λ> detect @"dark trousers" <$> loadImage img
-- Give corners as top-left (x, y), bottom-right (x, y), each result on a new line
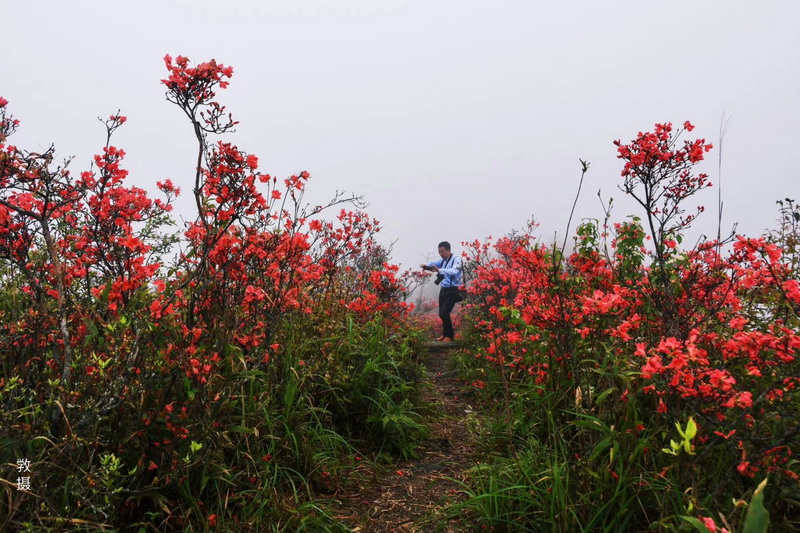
top-left (438, 287), bottom-right (460, 338)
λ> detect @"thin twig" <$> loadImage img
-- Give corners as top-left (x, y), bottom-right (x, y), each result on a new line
top-left (557, 160), bottom-right (590, 271)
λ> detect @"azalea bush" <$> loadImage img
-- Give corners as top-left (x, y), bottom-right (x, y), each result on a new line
top-left (454, 122), bottom-right (799, 531)
top-left (0, 56), bottom-right (423, 531)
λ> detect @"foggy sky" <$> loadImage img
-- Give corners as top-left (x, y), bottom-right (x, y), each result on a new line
top-left (3, 0), bottom-right (799, 274)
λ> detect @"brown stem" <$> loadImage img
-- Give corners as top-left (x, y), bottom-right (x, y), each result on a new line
top-left (40, 222), bottom-right (74, 389)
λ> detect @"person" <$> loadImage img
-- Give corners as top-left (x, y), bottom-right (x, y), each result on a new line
top-left (420, 241), bottom-right (463, 341)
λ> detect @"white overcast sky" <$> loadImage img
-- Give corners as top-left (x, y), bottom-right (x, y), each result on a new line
top-left (3, 0), bottom-right (799, 270)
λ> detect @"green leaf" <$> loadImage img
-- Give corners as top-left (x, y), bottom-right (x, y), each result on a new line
top-left (595, 387), bottom-right (618, 405)
top-left (570, 412), bottom-right (612, 435)
top-left (685, 417), bottom-right (697, 440)
top-left (743, 478), bottom-right (770, 533)
top-left (590, 436), bottom-right (614, 462)
top-left (679, 516), bottom-right (712, 533)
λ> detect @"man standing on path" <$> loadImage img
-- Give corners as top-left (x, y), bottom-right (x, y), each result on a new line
top-left (421, 241), bottom-right (463, 342)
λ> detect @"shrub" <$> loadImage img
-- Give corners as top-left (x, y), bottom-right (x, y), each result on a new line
top-left (455, 122), bottom-right (799, 531)
top-left (0, 56), bottom-right (424, 531)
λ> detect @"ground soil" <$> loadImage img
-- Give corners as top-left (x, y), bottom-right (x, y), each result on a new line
top-left (323, 343), bottom-right (481, 532)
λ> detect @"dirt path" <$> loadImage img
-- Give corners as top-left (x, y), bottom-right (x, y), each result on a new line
top-left (326, 345), bottom-right (480, 532)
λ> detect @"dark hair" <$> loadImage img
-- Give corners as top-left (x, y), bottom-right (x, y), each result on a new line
top-left (438, 241), bottom-right (451, 251)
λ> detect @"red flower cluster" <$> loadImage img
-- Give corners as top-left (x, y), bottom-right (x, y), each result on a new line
top-left (464, 123), bottom-right (799, 483)
top-left (0, 57), bottom-right (416, 470)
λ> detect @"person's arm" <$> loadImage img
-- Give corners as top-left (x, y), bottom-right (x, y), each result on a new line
top-left (438, 256), bottom-right (461, 276)
top-left (421, 258), bottom-right (443, 271)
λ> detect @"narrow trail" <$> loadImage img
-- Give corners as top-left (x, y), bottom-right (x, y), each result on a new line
top-left (327, 344), bottom-right (481, 532)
